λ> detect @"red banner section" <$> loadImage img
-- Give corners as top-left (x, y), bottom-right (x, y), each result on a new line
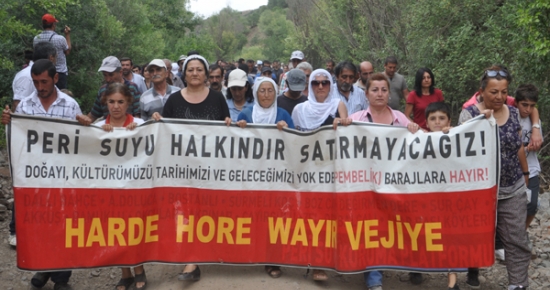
top-left (16, 186), bottom-right (497, 272)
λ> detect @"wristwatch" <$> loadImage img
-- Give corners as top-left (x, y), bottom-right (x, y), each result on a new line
top-left (532, 123), bottom-right (541, 129)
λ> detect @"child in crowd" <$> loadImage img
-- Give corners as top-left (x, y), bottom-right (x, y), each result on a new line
top-left (424, 102), bottom-right (458, 290)
top-left (515, 84), bottom-right (542, 229)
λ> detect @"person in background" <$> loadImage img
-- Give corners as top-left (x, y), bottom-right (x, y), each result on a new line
top-left (163, 59), bottom-right (185, 89)
top-left (177, 55), bottom-right (187, 78)
top-left (209, 64), bottom-right (227, 97)
top-left (326, 60), bottom-right (336, 82)
top-left (120, 57), bottom-right (148, 93)
top-left (333, 61), bottom-right (368, 115)
top-left (355, 61), bottom-right (374, 90)
top-left (33, 13), bottom-right (71, 89)
top-left (277, 69), bottom-right (307, 116)
top-left (404, 68), bottom-right (444, 131)
top-left (295, 62), bottom-right (312, 96)
top-left (272, 60), bottom-right (283, 84)
top-left (280, 50), bottom-right (305, 92)
top-left (226, 69), bottom-right (254, 121)
top-left (383, 56), bottom-right (408, 110)
top-left (132, 65), bottom-right (141, 75)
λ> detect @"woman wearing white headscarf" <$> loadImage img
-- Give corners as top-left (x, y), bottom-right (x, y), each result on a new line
top-left (291, 69), bottom-right (351, 132)
top-left (236, 77), bottom-right (294, 130)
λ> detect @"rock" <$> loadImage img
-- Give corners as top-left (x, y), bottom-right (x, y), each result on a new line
top-left (90, 269), bottom-right (101, 277)
top-left (7, 198), bottom-right (13, 210)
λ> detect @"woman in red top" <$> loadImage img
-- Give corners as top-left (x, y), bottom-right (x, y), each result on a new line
top-left (404, 68), bottom-right (444, 130)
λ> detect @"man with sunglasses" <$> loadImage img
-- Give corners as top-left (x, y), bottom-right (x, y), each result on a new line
top-left (462, 68), bottom-right (542, 152)
top-left (355, 61), bottom-right (374, 90)
top-left (333, 61), bottom-right (369, 115)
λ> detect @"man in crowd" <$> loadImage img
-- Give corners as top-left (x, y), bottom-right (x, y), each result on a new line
top-left (280, 50), bottom-right (305, 91)
top-left (261, 66), bottom-right (273, 78)
top-left (163, 59), bottom-right (185, 89)
top-left (277, 69), bottom-right (307, 115)
top-left (33, 14), bottom-right (71, 89)
top-left (12, 42), bottom-right (57, 110)
top-left (176, 55), bottom-right (187, 78)
top-left (3, 59), bottom-right (82, 290)
top-left (326, 60), bottom-right (336, 82)
top-left (295, 62), bottom-right (312, 96)
top-left (120, 57), bottom-right (148, 93)
top-left (383, 56), bottom-right (408, 110)
top-left (209, 64), bottom-right (227, 97)
top-left (140, 59), bottom-right (180, 121)
top-left (272, 60), bottom-right (283, 84)
top-left (255, 60), bottom-right (263, 78)
top-left (86, 56), bottom-right (141, 122)
top-left (333, 61), bottom-right (368, 115)
top-left (355, 61), bottom-right (374, 90)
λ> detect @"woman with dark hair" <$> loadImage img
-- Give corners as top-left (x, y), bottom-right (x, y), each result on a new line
top-left (459, 65), bottom-right (530, 290)
top-left (404, 68), bottom-right (444, 130)
top-left (78, 82), bottom-right (147, 290)
top-left (142, 62), bottom-right (152, 90)
top-left (151, 54), bottom-right (230, 282)
top-left (226, 69), bottom-right (255, 121)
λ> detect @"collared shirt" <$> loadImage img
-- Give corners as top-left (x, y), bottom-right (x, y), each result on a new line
top-left (226, 99), bottom-right (254, 121)
top-left (33, 31), bottom-right (69, 73)
top-left (171, 74), bottom-right (185, 89)
top-left (16, 88), bottom-right (81, 119)
top-left (91, 79), bottom-right (141, 118)
top-left (384, 72), bottom-right (407, 110)
top-left (127, 72), bottom-right (148, 94)
top-left (140, 85), bottom-right (180, 121)
top-left (354, 79), bottom-right (366, 90)
top-left (332, 84), bottom-right (369, 115)
top-left (349, 106), bottom-right (410, 127)
top-left (12, 61), bottom-right (35, 101)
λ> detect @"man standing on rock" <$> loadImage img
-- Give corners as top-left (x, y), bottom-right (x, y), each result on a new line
top-left (2, 59), bottom-right (82, 290)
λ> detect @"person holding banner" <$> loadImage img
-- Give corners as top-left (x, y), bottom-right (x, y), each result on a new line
top-left (151, 54), bottom-right (231, 282)
top-left (291, 68), bottom-right (351, 133)
top-left (348, 72), bottom-right (419, 290)
top-left (458, 66), bottom-right (531, 290)
top-left (236, 77), bottom-right (294, 131)
top-left (78, 82), bottom-right (147, 290)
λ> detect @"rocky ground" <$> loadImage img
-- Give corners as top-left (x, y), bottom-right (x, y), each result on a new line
top-left (0, 149), bottom-right (549, 290)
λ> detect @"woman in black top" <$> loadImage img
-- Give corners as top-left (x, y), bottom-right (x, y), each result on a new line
top-left (151, 55), bottom-right (230, 282)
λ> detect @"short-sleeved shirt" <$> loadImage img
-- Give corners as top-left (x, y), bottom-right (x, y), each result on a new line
top-left (226, 99), bottom-right (254, 121)
top-left (140, 85), bottom-right (180, 121)
top-left (520, 116), bottom-right (542, 178)
top-left (277, 94), bottom-right (307, 115)
top-left (162, 89), bottom-right (230, 120)
top-left (16, 88), bottom-right (82, 119)
top-left (33, 31), bottom-right (69, 73)
top-left (459, 105), bottom-right (523, 191)
top-left (91, 80), bottom-right (141, 118)
top-left (406, 89), bottom-right (444, 130)
top-left (332, 84), bottom-right (369, 115)
top-left (12, 61), bottom-right (35, 101)
top-left (385, 72), bottom-right (407, 110)
top-left (349, 106), bottom-right (410, 127)
top-left (126, 73), bottom-right (148, 94)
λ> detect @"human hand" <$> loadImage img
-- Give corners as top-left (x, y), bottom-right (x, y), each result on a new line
top-left (64, 26), bottom-right (71, 35)
top-left (276, 120), bottom-right (288, 130)
top-left (1, 105), bottom-right (11, 125)
top-left (101, 124), bottom-right (113, 132)
top-left (76, 114), bottom-right (91, 126)
top-left (528, 128), bottom-right (542, 151)
top-left (126, 122), bottom-right (138, 131)
top-left (224, 117), bottom-right (232, 126)
top-left (151, 112), bottom-right (162, 121)
top-left (236, 120), bottom-right (247, 128)
top-left (407, 122), bottom-right (420, 133)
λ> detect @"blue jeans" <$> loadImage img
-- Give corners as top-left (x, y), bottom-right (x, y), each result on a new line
top-left (364, 270), bottom-right (383, 287)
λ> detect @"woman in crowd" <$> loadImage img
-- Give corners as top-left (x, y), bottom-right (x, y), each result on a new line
top-left (349, 73), bottom-right (419, 290)
top-left (458, 65), bottom-right (530, 290)
top-left (142, 62), bottom-right (152, 90)
top-left (226, 69), bottom-right (255, 121)
top-left (78, 83), bottom-right (146, 290)
top-left (292, 68), bottom-right (351, 132)
top-left (404, 68), bottom-right (444, 130)
top-left (291, 69), bottom-right (350, 281)
top-left (151, 54), bottom-right (231, 282)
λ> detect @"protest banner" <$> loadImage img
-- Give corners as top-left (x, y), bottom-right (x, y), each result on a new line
top-left (8, 114), bottom-right (499, 272)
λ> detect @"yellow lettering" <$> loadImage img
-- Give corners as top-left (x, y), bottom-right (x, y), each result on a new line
top-left (345, 221), bottom-right (362, 250)
top-left (425, 222), bottom-right (443, 251)
top-left (331, 219), bottom-right (337, 248)
top-left (65, 218), bottom-right (84, 248)
top-left (380, 221), bottom-right (394, 248)
top-left (217, 217), bottom-right (235, 244)
top-left (128, 217), bottom-right (144, 246)
top-left (268, 217), bottom-right (292, 244)
top-left (396, 215), bottom-right (404, 249)
top-left (86, 218), bottom-right (106, 247)
top-left (145, 215), bottom-right (159, 243)
top-left (404, 222), bottom-right (422, 251)
top-left (108, 218), bottom-right (126, 246)
top-left (197, 216), bottom-right (215, 243)
top-left (364, 220), bottom-right (379, 248)
top-left (176, 215), bottom-right (194, 243)
top-left (290, 218), bottom-right (308, 246)
top-left (236, 217), bottom-right (251, 244)
top-left (307, 219), bottom-right (325, 247)
top-left (325, 220), bottom-right (332, 248)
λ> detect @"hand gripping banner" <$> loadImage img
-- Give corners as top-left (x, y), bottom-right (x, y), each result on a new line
top-left (8, 114), bottom-right (499, 272)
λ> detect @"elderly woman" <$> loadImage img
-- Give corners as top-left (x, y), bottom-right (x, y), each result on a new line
top-left (292, 68), bottom-right (351, 132)
top-left (349, 73), bottom-right (419, 290)
top-left (236, 77), bottom-right (294, 130)
top-left (291, 69), bottom-right (350, 281)
top-left (226, 69), bottom-right (255, 121)
top-left (404, 68), bottom-right (444, 130)
top-left (152, 54), bottom-right (231, 282)
top-left (458, 66), bottom-right (530, 290)
top-left (78, 83), bottom-right (146, 290)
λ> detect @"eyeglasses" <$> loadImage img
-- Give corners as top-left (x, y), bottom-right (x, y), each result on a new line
top-left (485, 70), bottom-right (507, 78)
top-left (311, 80), bottom-right (330, 87)
top-left (258, 89), bottom-right (275, 95)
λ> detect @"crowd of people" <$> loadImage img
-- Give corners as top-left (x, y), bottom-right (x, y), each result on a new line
top-left (4, 13), bottom-right (545, 290)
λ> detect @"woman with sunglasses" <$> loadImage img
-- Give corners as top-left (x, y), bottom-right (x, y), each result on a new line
top-left (292, 69), bottom-right (351, 133)
top-left (459, 65), bottom-right (530, 290)
top-left (404, 68), bottom-right (444, 130)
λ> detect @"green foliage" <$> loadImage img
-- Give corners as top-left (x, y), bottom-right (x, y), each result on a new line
top-left (203, 8), bottom-right (249, 60)
top-left (240, 46), bottom-right (265, 61)
top-left (257, 8), bottom-right (296, 60)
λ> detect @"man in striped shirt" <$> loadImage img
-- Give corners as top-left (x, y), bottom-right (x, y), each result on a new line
top-left (332, 61), bottom-right (369, 115)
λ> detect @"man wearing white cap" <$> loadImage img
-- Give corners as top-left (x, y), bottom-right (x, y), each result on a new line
top-left (279, 50), bottom-right (305, 92)
top-left (176, 55), bottom-right (187, 78)
top-left (85, 56), bottom-right (141, 122)
top-left (140, 59), bottom-right (181, 121)
top-left (226, 69), bottom-right (254, 121)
